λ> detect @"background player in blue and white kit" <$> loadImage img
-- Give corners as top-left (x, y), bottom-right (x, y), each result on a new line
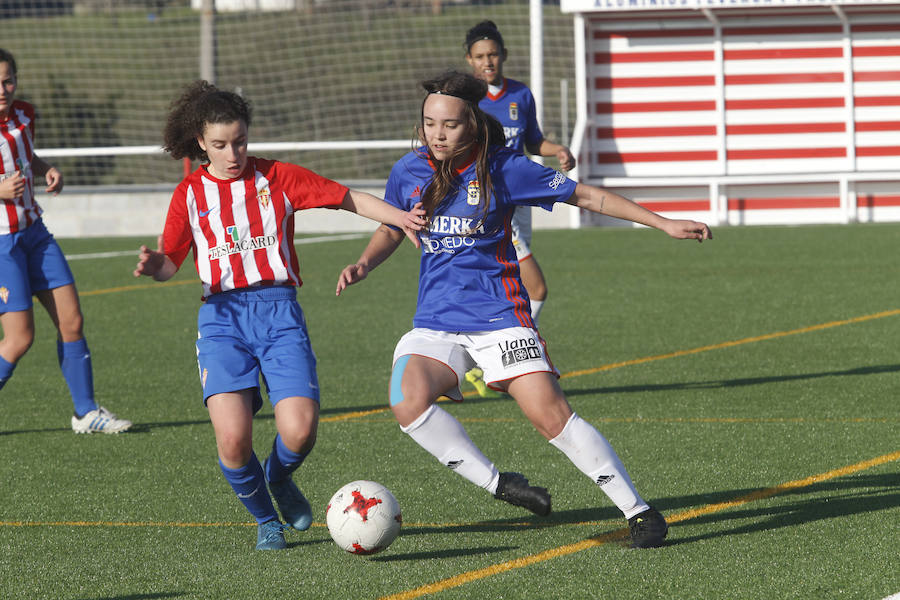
top-left (336, 71), bottom-right (711, 548)
top-left (463, 20), bottom-right (576, 396)
top-left (0, 48), bottom-right (131, 434)
top-left (465, 21), bottom-right (575, 323)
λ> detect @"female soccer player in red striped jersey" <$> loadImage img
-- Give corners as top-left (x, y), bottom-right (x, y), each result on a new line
top-left (0, 48), bottom-right (131, 434)
top-left (134, 80), bottom-right (425, 551)
top-left (336, 71), bottom-right (711, 549)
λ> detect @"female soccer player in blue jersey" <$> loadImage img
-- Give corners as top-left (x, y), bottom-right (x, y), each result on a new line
top-left (0, 48), bottom-right (131, 434)
top-left (135, 81), bottom-right (425, 550)
top-left (462, 20), bottom-right (576, 396)
top-left (336, 71), bottom-right (711, 548)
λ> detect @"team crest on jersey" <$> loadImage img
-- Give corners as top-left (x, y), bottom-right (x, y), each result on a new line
top-left (466, 180), bottom-right (480, 206)
top-left (257, 187), bottom-right (271, 209)
top-left (509, 102), bottom-right (519, 121)
top-left (0, 287), bottom-right (8, 304)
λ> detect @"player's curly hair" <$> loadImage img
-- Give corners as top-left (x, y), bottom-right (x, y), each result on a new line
top-left (417, 71), bottom-right (505, 224)
top-left (162, 80), bottom-right (251, 161)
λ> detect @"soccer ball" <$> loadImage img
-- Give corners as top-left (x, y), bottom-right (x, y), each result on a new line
top-left (326, 480), bottom-right (402, 555)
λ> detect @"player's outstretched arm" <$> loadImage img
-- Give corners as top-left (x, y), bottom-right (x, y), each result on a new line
top-left (566, 183), bottom-right (712, 242)
top-left (341, 190), bottom-right (426, 248)
top-left (134, 234), bottom-right (178, 281)
top-left (527, 139), bottom-right (576, 172)
top-left (31, 154), bottom-right (64, 195)
top-left (336, 225), bottom-right (405, 296)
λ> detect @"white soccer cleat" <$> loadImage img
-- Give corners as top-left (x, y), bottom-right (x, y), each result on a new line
top-left (71, 406), bottom-right (132, 434)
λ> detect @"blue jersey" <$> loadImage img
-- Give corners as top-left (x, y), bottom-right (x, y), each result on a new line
top-left (479, 78), bottom-right (543, 154)
top-left (384, 147), bottom-right (576, 331)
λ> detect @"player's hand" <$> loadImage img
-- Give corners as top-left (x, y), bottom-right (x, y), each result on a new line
top-left (663, 219), bottom-right (713, 243)
top-left (134, 234), bottom-right (166, 278)
top-left (400, 202), bottom-right (426, 249)
top-left (557, 147), bottom-right (576, 172)
top-left (335, 263), bottom-right (370, 296)
top-left (45, 167), bottom-right (63, 195)
top-left (0, 171), bottom-right (25, 200)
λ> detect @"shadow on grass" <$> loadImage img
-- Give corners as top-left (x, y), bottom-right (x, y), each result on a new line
top-left (73, 594), bottom-right (184, 600)
top-left (564, 363), bottom-right (900, 397)
top-left (3, 363), bottom-right (896, 436)
top-left (657, 472), bottom-right (900, 546)
top-left (372, 545), bottom-right (518, 561)
top-left (394, 473), bottom-right (899, 549)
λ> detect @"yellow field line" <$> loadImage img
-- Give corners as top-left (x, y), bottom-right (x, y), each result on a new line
top-left (0, 519), bottom-right (600, 529)
top-left (380, 449), bottom-right (900, 600)
top-left (321, 308), bottom-right (900, 423)
top-left (561, 309), bottom-right (900, 380)
top-left (0, 520), bottom-right (256, 528)
top-left (3, 451), bottom-right (895, 540)
top-left (79, 279), bottom-right (195, 296)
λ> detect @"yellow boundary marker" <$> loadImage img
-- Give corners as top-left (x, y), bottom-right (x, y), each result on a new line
top-left (379, 449), bottom-right (900, 600)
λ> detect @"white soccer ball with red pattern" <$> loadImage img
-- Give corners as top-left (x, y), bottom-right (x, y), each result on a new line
top-left (326, 480), bottom-right (402, 555)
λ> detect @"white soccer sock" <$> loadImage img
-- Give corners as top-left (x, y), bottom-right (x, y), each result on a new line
top-left (401, 404), bottom-right (500, 494)
top-left (549, 413), bottom-right (650, 519)
top-left (530, 299), bottom-right (545, 325)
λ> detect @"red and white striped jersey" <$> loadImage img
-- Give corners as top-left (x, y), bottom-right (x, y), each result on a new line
top-left (0, 100), bottom-right (41, 235)
top-left (163, 157), bottom-right (348, 299)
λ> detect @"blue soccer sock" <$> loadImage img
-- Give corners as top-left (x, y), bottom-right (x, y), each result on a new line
top-left (219, 453), bottom-right (279, 524)
top-left (58, 339), bottom-right (98, 417)
top-left (0, 355), bottom-right (16, 391)
top-left (264, 434), bottom-right (309, 483)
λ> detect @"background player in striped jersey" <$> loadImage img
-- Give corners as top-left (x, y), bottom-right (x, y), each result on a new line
top-left (134, 81), bottom-right (425, 551)
top-left (336, 71), bottom-right (710, 548)
top-left (0, 48), bottom-right (131, 434)
top-left (462, 20), bottom-right (577, 397)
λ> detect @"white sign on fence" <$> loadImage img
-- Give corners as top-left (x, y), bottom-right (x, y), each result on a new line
top-left (562, 0), bottom-right (899, 12)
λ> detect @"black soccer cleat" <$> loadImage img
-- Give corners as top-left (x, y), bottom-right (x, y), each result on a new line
top-left (494, 472), bottom-right (552, 517)
top-left (628, 506), bottom-right (669, 548)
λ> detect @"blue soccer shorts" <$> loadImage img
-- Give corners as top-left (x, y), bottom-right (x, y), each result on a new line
top-left (0, 218), bottom-right (75, 313)
top-left (196, 285), bottom-right (319, 408)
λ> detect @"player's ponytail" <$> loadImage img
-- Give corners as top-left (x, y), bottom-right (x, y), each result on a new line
top-left (417, 71), bottom-right (504, 225)
top-left (163, 80), bottom-right (252, 162)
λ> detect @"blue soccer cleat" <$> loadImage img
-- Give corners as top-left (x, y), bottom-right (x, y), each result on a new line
top-left (255, 520), bottom-right (287, 551)
top-left (265, 459), bottom-right (313, 531)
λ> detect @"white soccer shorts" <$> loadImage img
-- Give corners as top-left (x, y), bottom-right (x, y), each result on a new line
top-left (392, 327), bottom-right (558, 400)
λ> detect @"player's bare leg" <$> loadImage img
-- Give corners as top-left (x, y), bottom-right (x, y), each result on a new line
top-left (0, 309), bottom-right (35, 392)
top-left (518, 254), bottom-right (548, 324)
top-left (0, 308), bottom-right (35, 364)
